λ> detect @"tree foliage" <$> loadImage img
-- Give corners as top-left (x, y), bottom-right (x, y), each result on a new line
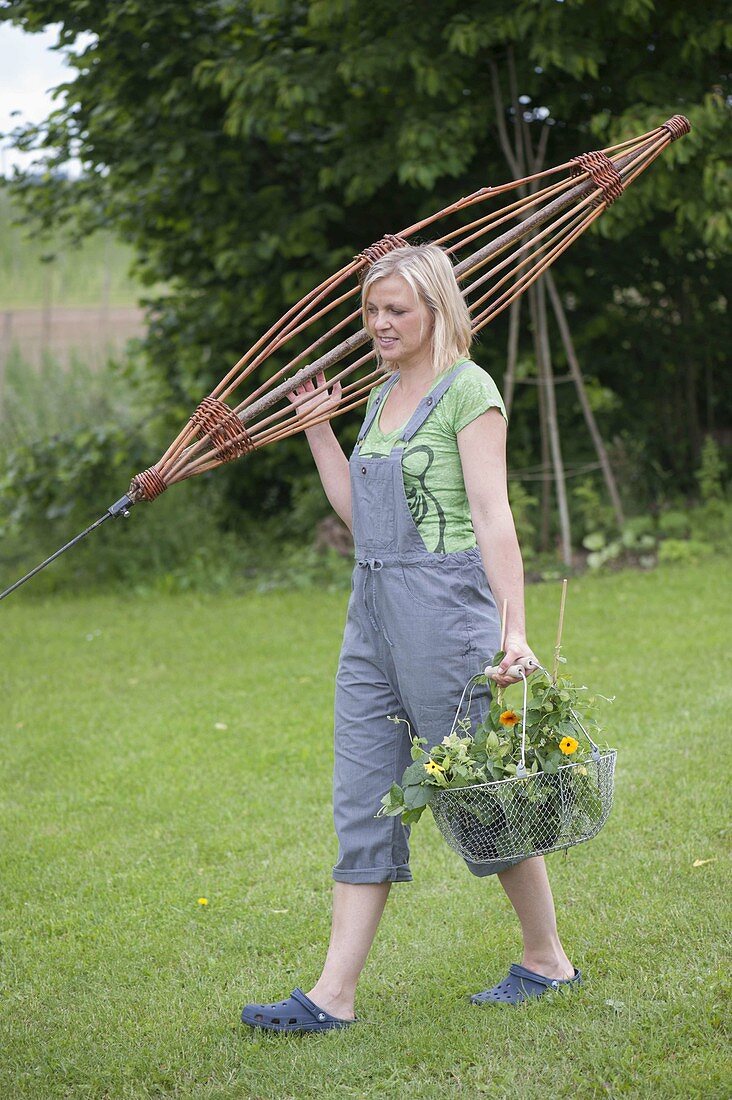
top-left (2, 0), bottom-right (730, 525)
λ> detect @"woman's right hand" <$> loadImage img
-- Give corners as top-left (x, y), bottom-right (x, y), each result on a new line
top-left (286, 369), bottom-right (342, 425)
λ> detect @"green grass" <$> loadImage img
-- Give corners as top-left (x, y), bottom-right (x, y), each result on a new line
top-left (1, 563), bottom-right (729, 1099)
top-left (0, 190), bottom-right (141, 309)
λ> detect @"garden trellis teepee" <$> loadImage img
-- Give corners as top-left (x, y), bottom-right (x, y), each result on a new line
top-left (490, 54), bottom-right (631, 565)
top-left (0, 114), bottom-right (690, 601)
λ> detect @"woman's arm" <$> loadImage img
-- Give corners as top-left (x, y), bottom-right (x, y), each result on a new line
top-left (287, 371), bottom-right (352, 530)
top-left (457, 407), bottom-right (537, 687)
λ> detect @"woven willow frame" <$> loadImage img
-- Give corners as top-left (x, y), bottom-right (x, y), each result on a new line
top-left (127, 115), bottom-right (691, 504)
top-left (0, 115), bottom-right (692, 604)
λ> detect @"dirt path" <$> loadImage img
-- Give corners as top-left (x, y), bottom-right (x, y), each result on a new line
top-left (0, 305), bottom-right (146, 367)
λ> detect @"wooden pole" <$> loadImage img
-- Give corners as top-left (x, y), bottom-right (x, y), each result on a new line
top-left (516, 106), bottom-right (573, 567)
top-left (528, 283), bottom-right (552, 550)
top-left (493, 60), bottom-right (558, 557)
top-left (0, 310), bottom-right (11, 420)
top-left (41, 261), bottom-right (53, 359)
top-left (535, 277), bottom-right (572, 565)
top-left (544, 270), bottom-right (625, 529)
top-left (503, 296), bottom-right (521, 416)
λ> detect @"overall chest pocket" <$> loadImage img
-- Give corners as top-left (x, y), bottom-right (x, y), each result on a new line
top-left (352, 461), bottom-right (397, 549)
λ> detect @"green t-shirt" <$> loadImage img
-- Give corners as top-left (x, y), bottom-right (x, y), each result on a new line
top-left (359, 360), bottom-right (507, 553)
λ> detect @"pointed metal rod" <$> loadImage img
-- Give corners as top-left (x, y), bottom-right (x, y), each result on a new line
top-left (0, 495), bottom-right (135, 602)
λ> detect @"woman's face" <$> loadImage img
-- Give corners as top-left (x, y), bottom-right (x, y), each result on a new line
top-left (364, 275), bottom-right (434, 368)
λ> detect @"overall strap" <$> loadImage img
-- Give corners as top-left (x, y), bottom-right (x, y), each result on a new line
top-left (356, 373), bottom-right (400, 445)
top-left (400, 360), bottom-right (472, 444)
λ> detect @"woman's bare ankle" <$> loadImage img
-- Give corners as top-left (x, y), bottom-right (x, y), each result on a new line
top-left (520, 952), bottom-right (574, 981)
top-left (305, 982), bottom-right (356, 1020)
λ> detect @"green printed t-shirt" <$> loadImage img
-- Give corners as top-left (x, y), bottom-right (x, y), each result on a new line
top-left (359, 360), bottom-right (507, 553)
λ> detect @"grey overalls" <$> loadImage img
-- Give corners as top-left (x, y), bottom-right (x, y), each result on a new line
top-left (333, 361), bottom-right (520, 883)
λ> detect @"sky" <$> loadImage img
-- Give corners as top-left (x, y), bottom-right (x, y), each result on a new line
top-left (0, 21), bottom-right (86, 176)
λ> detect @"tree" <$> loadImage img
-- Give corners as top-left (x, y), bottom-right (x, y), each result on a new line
top-left (2, 0), bottom-right (730, 531)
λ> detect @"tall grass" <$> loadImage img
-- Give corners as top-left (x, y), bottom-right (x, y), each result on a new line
top-left (0, 345), bottom-right (143, 445)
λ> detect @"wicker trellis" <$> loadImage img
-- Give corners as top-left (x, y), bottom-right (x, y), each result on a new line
top-left (0, 115), bottom-right (690, 601)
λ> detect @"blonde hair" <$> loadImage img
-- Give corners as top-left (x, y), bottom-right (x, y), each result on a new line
top-left (361, 243), bottom-right (472, 376)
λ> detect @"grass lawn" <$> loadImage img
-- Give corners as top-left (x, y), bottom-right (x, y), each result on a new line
top-left (1, 562), bottom-right (729, 1099)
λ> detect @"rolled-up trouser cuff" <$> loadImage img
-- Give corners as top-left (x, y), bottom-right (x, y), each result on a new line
top-left (332, 864), bottom-right (413, 884)
top-left (464, 854), bottom-right (527, 877)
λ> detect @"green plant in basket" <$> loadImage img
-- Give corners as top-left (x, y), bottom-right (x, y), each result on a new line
top-left (378, 653), bottom-right (613, 857)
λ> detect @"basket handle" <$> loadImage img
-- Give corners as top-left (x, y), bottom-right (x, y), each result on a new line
top-left (445, 669), bottom-right (535, 775)
top-left (515, 667), bottom-right (531, 778)
top-left (452, 663), bottom-right (604, 773)
top-left (515, 664), bottom-right (603, 772)
top-left (447, 674), bottom-right (485, 737)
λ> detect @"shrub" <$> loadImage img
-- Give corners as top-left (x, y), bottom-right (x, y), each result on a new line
top-left (657, 538), bottom-right (714, 565)
top-left (696, 436), bottom-right (726, 502)
top-left (508, 482), bottom-right (538, 563)
top-left (572, 478), bottom-right (616, 541)
top-left (657, 510), bottom-right (692, 540)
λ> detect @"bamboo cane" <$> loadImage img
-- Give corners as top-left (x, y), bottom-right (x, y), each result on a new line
top-left (552, 578), bottom-right (569, 682)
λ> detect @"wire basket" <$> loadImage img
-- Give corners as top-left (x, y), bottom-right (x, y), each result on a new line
top-left (429, 668), bottom-right (616, 863)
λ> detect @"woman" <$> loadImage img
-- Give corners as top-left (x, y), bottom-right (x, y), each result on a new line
top-left (241, 244), bottom-right (580, 1032)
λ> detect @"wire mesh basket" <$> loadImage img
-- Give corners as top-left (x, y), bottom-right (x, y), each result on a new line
top-left (429, 668), bottom-right (617, 863)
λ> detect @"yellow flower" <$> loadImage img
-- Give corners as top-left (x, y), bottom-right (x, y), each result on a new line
top-left (559, 736), bottom-right (579, 756)
top-left (499, 710), bottom-right (520, 729)
top-left (424, 759), bottom-right (444, 776)
top-left (197, 897), bottom-right (209, 906)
